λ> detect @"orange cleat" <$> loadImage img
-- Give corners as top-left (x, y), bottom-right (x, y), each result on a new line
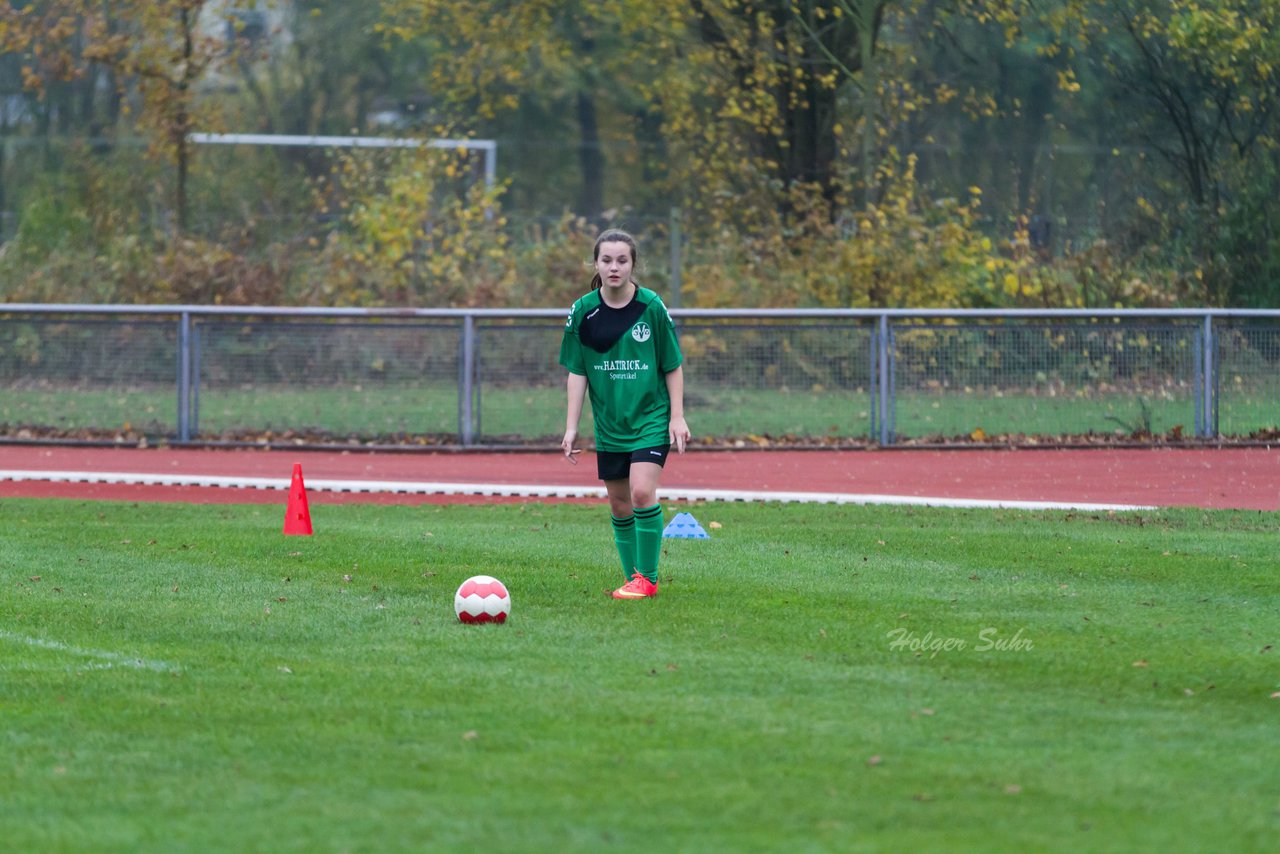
top-left (611, 572), bottom-right (658, 599)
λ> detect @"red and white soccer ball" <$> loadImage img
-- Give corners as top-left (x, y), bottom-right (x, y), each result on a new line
top-left (454, 575), bottom-right (511, 624)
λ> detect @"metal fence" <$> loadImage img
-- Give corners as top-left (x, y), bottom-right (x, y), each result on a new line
top-left (1, 305), bottom-right (1278, 447)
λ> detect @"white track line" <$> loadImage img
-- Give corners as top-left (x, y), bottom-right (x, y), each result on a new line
top-left (0, 469), bottom-right (1155, 512)
top-left (0, 630), bottom-right (180, 673)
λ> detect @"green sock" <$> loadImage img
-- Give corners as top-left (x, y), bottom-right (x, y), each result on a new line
top-left (633, 504), bottom-right (664, 584)
top-left (611, 514), bottom-right (637, 582)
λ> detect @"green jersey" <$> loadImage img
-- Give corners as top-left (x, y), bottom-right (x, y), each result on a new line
top-left (559, 286), bottom-right (684, 452)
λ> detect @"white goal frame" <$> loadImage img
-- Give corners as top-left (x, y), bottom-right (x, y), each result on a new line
top-left (188, 132), bottom-right (498, 192)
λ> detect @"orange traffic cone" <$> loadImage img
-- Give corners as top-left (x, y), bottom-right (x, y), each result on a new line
top-left (283, 463), bottom-right (313, 536)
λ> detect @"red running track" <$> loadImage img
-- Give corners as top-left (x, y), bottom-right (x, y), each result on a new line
top-left (0, 445), bottom-right (1277, 510)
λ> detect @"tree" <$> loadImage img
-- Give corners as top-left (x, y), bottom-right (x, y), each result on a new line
top-left (902, 0), bottom-right (1280, 305)
top-left (1092, 0), bottom-right (1280, 210)
top-left (688, 0), bottom-right (884, 207)
top-left (786, 0), bottom-right (889, 206)
top-left (4, 0), bottom-right (237, 233)
top-left (881, 2), bottom-right (1072, 220)
top-left (1078, 0), bottom-right (1280, 303)
top-left (380, 0), bottom-right (659, 219)
top-left (228, 2), bottom-right (425, 139)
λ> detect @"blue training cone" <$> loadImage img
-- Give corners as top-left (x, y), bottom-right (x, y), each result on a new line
top-left (663, 511), bottom-right (710, 539)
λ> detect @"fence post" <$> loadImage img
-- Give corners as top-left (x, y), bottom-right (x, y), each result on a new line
top-left (1202, 314), bottom-right (1216, 438)
top-left (877, 314), bottom-right (893, 446)
top-left (889, 322), bottom-right (897, 442)
top-left (1192, 328), bottom-right (1204, 437)
top-left (868, 328), bottom-right (878, 441)
top-left (177, 311), bottom-right (192, 443)
top-left (459, 314), bottom-right (477, 445)
top-left (191, 320), bottom-right (202, 439)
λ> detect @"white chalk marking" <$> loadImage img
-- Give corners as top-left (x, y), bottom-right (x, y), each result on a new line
top-left (0, 629), bottom-right (180, 673)
top-left (0, 469), bottom-right (1155, 512)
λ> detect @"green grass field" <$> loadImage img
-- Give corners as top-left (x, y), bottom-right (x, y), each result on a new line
top-left (2, 498), bottom-right (1277, 851)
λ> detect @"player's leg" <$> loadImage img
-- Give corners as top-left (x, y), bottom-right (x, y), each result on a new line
top-left (608, 471), bottom-right (657, 598)
top-left (628, 457), bottom-right (667, 586)
top-left (598, 451), bottom-right (637, 583)
top-left (604, 477), bottom-right (637, 583)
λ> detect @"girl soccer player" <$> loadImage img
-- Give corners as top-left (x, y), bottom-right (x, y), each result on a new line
top-left (560, 229), bottom-right (690, 599)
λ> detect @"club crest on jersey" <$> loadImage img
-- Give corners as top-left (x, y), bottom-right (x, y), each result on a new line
top-left (631, 322), bottom-right (651, 343)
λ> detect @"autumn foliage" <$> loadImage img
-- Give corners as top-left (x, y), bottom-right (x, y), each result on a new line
top-left (0, 0), bottom-right (1276, 307)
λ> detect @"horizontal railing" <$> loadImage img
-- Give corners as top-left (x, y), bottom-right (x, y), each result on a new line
top-left (2, 304), bottom-right (1279, 447)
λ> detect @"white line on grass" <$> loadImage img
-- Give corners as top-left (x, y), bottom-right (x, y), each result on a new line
top-left (0, 469), bottom-right (1155, 512)
top-left (0, 629), bottom-right (180, 673)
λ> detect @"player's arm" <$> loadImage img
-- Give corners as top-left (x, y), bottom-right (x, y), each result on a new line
top-left (562, 371), bottom-right (588, 463)
top-left (665, 365), bottom-right (690, 453)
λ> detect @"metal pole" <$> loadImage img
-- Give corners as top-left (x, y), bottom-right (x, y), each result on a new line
top-left (479, 141), bottom-right (497, 193)
top-left (888, 323), bottom-right (897, 444)
top-left (868, 328), bottom-right (878, 441)
top-left (177, 311), bottom-right (191, 442)
top-left (878, 314), bottom-right (892, 446)
top-left (1192, 329), bottom-right (1203, 437)
top-left (890, 325), bottom-right (901, 445)
top-left (460, 315), bottom-right (476, 445)
top-left (191, 321), bottom-right (202, 439)
top-left (1202, 314), bottom-right (1215, 438)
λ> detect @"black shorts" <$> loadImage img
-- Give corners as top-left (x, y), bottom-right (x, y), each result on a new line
top-left (596, 445), bottom-right (670, 481)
